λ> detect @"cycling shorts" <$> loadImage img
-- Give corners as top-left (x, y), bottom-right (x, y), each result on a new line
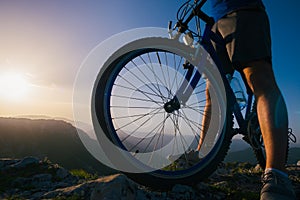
top-left (212, 8), bottom-right (272, 73)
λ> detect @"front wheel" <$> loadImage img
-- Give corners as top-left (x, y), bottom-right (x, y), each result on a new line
top-left (92, 37), bottom-right (233, 189)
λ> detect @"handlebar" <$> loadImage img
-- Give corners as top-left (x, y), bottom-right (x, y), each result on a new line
top-left (176, 0), bottom-right (214, 34)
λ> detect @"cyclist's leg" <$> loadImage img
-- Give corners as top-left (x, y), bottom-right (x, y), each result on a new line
top-left (214, 6), bottom-right (291, 170)
top-left (223, 8), bottom-right (295, 199)
top-left (242, 60), bottom-right (296, 200)
top-left (229, 9), bottom-right (289, 172)
top-left (197, 83), bottom-right (211, 151)
top-left (242, 61), bottom-right (288, 171)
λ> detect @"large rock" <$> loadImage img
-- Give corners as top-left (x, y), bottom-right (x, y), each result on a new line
top-left (43, 174), bottom-right (137, 199)
top-left (90, 174), bottom-right (137, 200)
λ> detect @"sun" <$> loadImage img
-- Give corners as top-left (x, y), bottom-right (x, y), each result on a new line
top-left (0, 72), bottom-right (30, 101)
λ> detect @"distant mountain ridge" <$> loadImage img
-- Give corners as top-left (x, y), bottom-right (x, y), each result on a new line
top-left (225, 146), bottom-right (300, 165)
top-left (1, 117), bottom-right (298, 174)
top-left (0, 117), bottom-right (115, 175)
top-left (14, 115), bottom-right (95, 138)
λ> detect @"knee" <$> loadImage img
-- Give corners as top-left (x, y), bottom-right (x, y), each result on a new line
top-left (248, 73), bottom-right (279, 98)
top-left (242, 61), bottom-right (280, 97)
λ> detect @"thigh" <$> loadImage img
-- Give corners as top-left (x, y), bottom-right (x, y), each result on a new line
top-left (212, 17), bottom-right (235, 75)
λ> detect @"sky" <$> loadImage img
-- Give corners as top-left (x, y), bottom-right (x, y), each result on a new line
top-left (0, 0), bottom-right (299, 143)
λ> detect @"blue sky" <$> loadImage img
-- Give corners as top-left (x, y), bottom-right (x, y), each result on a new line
top-left (0, 0), bottom-right (299, 143)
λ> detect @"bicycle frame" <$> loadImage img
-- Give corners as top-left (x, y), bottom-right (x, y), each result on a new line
top-left (172, 0), bottom-right (255, 136)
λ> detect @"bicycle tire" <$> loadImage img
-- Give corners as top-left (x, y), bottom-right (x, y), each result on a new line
top-left (92, 37), bottom-right (234, 189)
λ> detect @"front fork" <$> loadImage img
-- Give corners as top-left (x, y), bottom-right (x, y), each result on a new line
top-left (163, 60), bottom-right (201, 113)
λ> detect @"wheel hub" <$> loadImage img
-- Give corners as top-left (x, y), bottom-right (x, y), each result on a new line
top-left (164, 96), bottom-right (181, 113)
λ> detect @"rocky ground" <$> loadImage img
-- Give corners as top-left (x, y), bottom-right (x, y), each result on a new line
top-left (0, 157), bottom-right (299, 200)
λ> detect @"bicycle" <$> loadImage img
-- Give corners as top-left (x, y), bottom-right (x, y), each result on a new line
top-left (91, 0), bottom-right (296, 189)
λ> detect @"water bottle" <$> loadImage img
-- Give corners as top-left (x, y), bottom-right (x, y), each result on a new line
top-left (226, 74), bottom-right (247, 109)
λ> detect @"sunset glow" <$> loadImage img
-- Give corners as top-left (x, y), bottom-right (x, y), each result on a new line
top-left (0, 73), bottom-right (30, 101)
top-left (0, 0), bottom-right (298, 142)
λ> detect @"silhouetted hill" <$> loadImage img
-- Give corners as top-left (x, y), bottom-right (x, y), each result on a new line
top-left (0, 117), bottom-right (115, 175)
top-left (225, 148), bottom-right (257, 164)
top-left (225, 147), bottom-right (300, 165)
